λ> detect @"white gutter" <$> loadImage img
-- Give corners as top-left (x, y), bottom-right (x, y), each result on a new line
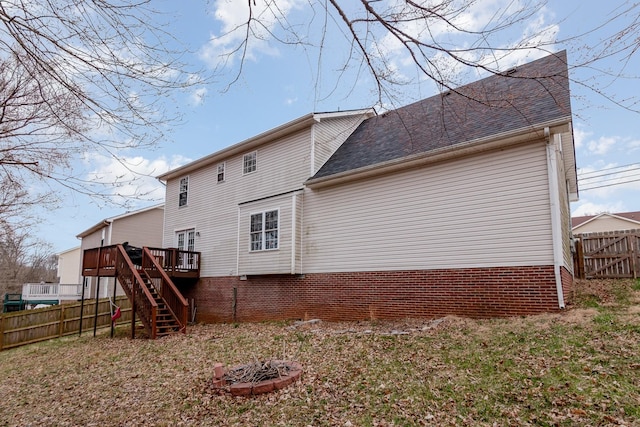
top-left (291, 192), bottom-right (297, 274)
top-left (236, 207), bottom-right (241, 276)
top-left (546, 129), bottom-right (565, 309)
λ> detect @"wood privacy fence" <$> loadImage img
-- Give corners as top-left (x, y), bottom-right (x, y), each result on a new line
top-left (573, 229), bottom-right (640, 279)
top-left (0, 296), bottom-right (131, 351)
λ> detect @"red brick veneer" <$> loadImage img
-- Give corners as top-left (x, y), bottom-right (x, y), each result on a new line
top-left (184, 266), bottom-right (573, 323)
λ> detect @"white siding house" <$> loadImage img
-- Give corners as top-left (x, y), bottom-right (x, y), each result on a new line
top-left (160, 111), bottom-right (373, 278)
top-left (57, 246), bottom-right (82, 285)
top-left (158, 51), bottom-right (578, 323)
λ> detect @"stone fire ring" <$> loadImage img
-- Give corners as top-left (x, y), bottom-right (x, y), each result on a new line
top-left (212, 361), bottom-right (303, 396)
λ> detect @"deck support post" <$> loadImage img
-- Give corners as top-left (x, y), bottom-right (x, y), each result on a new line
top-left (79, 276), bottom-right (86, 336)
top-left (93, 277), bottom-right (100, 337)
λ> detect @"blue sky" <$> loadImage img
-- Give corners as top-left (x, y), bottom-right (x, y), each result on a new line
top-left (40, 0), bottom-right (640, 253)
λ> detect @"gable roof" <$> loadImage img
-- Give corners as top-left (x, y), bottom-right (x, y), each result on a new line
top-left (307, 51), bottom-right (573, 186)
top-left (571, 211), bottom-right (640, 229)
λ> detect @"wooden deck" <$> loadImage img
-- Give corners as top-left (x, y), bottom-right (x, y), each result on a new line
top-left (81, 245), bottom-right (201, 280)
top-left (81, 244), bottom-right (197, 339)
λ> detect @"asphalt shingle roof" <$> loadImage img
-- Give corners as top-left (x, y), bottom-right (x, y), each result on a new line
top-left (312, 51), bottom-right (572, 179)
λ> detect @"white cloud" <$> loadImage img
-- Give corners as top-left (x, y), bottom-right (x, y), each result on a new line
top-left (190, 87), bottom-right (208, 106)
top-left (587, 136), bottom-right (616, 155)
top-left (370, 0), bottom-right (558, 88)
top-left (200, 0), bottom-right (303, 70)
top-left (84, 153), bottom-right (191, 204)
top-left (571, 200), bottom-right (626, 217)
top-left (573, 126), bottom-right (591, 150)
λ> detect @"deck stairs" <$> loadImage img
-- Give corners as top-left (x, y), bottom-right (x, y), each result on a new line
top-left (113, 244), bottom-right (189, 339)
top-left (81, 244), bottom-right (197, 339)
top-left (138, 269), bottom-right (182, 337)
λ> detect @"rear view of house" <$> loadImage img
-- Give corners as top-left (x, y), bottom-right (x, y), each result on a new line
top-left (158, 51), bottom-right (578, 323)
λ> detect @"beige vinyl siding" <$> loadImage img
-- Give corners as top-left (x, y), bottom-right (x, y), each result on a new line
top-left (313, 116), bottom-right (368, 173)
top-left (57, 247), bottom-right (81, 284)
top-left (237, 192), bottom-right (302, 275)
top-left (556, 132), bottom-right (573, 272)
top-left (163, 128), bottom-right (313, 277)
top-left (80, 230), bottom-right (105, 250)
top-left (110, 208), bottom-right (163, 248)
top-left (303, 141), bottom-right (553, 272)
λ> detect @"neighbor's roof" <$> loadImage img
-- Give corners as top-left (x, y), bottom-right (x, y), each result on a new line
top-left (571, 211), bottom-right (640, 229)
top-left (308, 51), bottom-right (573, 184)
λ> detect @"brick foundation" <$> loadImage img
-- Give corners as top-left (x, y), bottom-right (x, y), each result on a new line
top-left (184, 265), bottom-right (573, 323)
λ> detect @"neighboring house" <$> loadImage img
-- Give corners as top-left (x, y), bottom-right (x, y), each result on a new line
top-left (157, 51), bottom-right (577, 323)
top-left (572, 211), bottom-right (640, 234)
top-left (57, 246), bottom-right (82, 285)
top-left (77, 204), bottom-right (164, 299)
top-left (13, 247), bottom-right (84, 309)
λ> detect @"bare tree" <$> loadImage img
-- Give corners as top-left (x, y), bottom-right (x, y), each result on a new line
top-left (0, 0), bottom-right (199, 212)
top-left (0, 222), bottom-right (57, 298)
top-left (206, 0), bottom-right (640, 111)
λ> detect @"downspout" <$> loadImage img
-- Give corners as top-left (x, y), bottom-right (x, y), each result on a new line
top-left (291, 192), bottom-right (297, 274)
top-left (546, 128), bottom-right (565, 309)
top-left (236, 207), bottom-right (241, 276)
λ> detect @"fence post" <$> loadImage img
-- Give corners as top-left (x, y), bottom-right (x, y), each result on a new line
top-left (633, 232), bottom-right (639, 279)
top-left (574, 237), bottom-right (585, 279)
top-left (59, 305), bottom-right (65, 337)
top-left (0, 315), bottom-right (4, 351)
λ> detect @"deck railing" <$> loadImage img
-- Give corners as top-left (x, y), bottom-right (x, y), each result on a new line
top-left (146, 247), bottom-right (201, 277)
top-left (82, 245), bottom-right (200, 278)
top-left (21, 283), bottom-right (82, 302)
top-left (142, 247), bottom-right (189, 332)
top-left (113, 244), bottom-right (158, 338)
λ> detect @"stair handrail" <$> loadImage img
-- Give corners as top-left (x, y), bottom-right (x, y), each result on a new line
top-left (141, 247), bottom-right (189, 333)
top-left (115, 244), bottom-right (158, 338)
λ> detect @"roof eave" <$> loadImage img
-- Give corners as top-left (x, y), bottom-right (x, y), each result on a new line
top-left (157, 109), bottom-right (374, 181)
top-left (76, 220), bottom-right (111, 239)
top-left (305, 117), bottom-right (572, 189)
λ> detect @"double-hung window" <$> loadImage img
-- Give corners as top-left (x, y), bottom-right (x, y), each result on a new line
top-left (243, 151), bottom-right (257, 174)
top-left (179, 176), bottom-right (189, 207)
top-left (250, 210), bottom-right (278, 251)
top-left (217, 162), bottom-right (225, 182)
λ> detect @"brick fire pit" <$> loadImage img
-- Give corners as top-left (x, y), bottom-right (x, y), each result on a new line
top-left (212, 360), bottom-right (303, 396)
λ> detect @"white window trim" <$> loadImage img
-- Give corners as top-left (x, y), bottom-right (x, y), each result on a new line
top-left (249, 208), bottom-right (279, 252)
top-left (175, 227), bottom-right (196, 251)
top-left (178, 176), bottom-right (189, 207)
top-left (217, 162), bottom-right (226, 183)
top-left (243, 151), bottom-right (257, 175)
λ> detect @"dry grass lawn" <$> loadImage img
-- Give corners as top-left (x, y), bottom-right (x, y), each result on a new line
top-left (1, 279), bottom-right (639, 426)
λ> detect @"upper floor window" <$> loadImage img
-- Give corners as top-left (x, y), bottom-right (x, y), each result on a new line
top-left (217, 162), bottom-right (225, 182)
top-left (243, 151), bottom-right (257, 174)
top-left (250, 209), bottom-right (278, 251)
top-left (179, 176), bottom-right (189, 207)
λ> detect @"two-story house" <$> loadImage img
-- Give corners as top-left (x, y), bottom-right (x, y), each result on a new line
top-left (158, 51), bottom-right (577, 323)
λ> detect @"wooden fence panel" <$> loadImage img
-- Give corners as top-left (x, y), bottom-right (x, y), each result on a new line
top-left (0, 296), bottom-right (131, 351)
top-left (574, 229), bottom-right (640, 279)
